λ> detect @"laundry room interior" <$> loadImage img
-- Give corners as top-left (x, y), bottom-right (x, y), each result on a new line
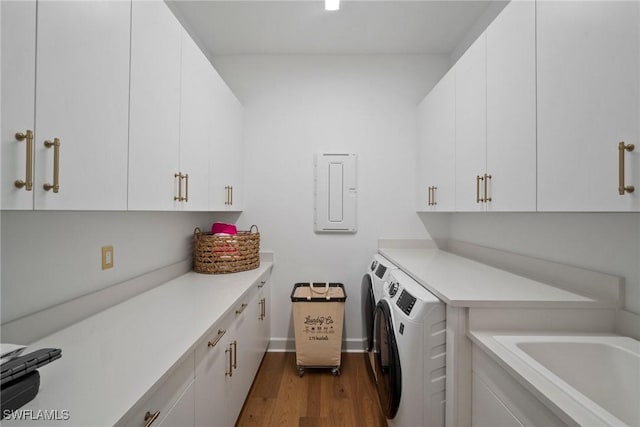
top-left (1, 0), bottom-right (639, 426)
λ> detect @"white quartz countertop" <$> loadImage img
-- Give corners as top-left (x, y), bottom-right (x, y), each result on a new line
top-left (2, 262), bottom-right (273, 426)
top-left (379, 248), bottom-right (613, 308)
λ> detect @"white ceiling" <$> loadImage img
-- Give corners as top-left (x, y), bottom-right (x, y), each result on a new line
top-left (167, 0), bottom-right (503, 57)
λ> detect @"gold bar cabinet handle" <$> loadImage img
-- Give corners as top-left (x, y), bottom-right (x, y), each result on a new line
top-left (144, 411), bottom-right (160, 427)
top-left (618, 142), bottom-right (635, 195)
top-left (207, 329), bottom-right (226, 348)
top-left (433, 186), bottom-right (437, 206)
top-left (232, 340), bottom-right (237, 369)
top-left (225, 344), bottom-right (233, 377)
top-left (476, 175), bottom-right (484, 203)
top-left (259, 298), bottom-right (266, 320)
top-left (230, 186), bottom-right (233, 205)
top-left (174, 173), bottom-right (182, 201)
top-left (43, 138), bottom-right (60, 193)
top-left (484, 174), bottom-right (492, 202)
top-left (14, 130), bottom-right (34, 191)
top-left (258, 280), bottom-right (266, 288)
top-left (427, 187), bottom-right (432, 206)
top-left (224, 186), bottom-right (229, 205)
top-left (183, 173), bottom-right (189, 202)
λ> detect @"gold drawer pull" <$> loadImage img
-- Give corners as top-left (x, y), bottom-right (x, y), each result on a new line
top-left (225, 344), bottom-right (233, 377)
top-left (235, 303), bottom-right (248, 315)
top-left (232, 340), bottom-right (237, 369)
top-left (258, 280), bottom-right (266, 288)
top-left (432, 186), bottom-right (437, 206)
top-left (207, 329), bottom-right (226, 348)
top-left (14, 130), bottom-right (34, 191)
top-left (618, 141), bottom-right (635, 195)
top-left (43, 138), bottom-right (60, 193)
top-left (144, 410), bottom-right (160, 427)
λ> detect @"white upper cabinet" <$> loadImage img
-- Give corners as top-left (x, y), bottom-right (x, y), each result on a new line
top-left (417, 69), bottom-right (456, 212)
top-left (485, 0), bottom-right (536, 212)
top-left (128, 0), bottom-right (244, 212)
top-left (537, 0), bottom-right (640, 211)
top-left (128, 0), bottom-right (182, 211)
top-left (454, 0), bottom-right (536, 213)
top-left (179, 31), bottom-right (214, 211)
top-left (1, 0), bottom-right (36, 210)
top-left (2, 0), bottom-right (130, 210)
top-left (209, 71), bottom-right (244, 211)
top-left (455, 34), bottom-right (487, 212)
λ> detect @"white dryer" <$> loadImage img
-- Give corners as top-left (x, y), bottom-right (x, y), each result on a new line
top-left (361, 254), bottom-right (398, 377)
top-left (373, 269), bottom-right (446, 427)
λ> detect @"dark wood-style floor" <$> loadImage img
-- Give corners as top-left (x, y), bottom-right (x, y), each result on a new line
top-left (236, 352), bottom-right (388, 427)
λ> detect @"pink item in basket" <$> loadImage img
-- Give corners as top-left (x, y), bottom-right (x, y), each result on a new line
top-left (211, 222), bottom-right (237, 235)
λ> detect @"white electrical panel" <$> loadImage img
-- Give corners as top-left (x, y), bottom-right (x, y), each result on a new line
top-left (314, 153), bottom-right (357, 233)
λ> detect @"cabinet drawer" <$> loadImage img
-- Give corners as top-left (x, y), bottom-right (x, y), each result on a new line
top-left (119, 352), bottom-right (194, 427)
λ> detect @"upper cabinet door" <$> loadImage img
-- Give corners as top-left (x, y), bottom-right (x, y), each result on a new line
top-left (485, 0), bottom-right (536, 212)
top-left (33, 0), bottom-right (131, 210)
top-left (537, 1), bottom-right (640, 211)
top-left (209, 71), bottom-right (244, 211)
top-left (1, 0), bottom-right (36, 210)
top-left (417, 69), bottom-right (456, 212)
top-left (179, 31), bottom-right (214, 211)
top-left (128, 0), bottom-right (182, 211)
top-left (455, 34), bottom-right (487, 212)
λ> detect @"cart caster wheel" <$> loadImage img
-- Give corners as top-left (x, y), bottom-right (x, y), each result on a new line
top-left (298, 367), bottom-right (305, 377)
top-left (331, 368), bottom-right (340, 376)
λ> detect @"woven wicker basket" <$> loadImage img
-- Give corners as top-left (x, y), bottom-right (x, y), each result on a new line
top-left (193, 225), bottom-right (260, 274)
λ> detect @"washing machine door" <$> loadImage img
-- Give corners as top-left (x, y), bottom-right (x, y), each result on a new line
top-left (362, 273), bottom-right (376, 352)
top-left (373, 299), bottom-right (401, 419)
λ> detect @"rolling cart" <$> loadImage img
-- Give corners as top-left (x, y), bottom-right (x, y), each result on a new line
top-left (291, 282), bottom-right (347, 377)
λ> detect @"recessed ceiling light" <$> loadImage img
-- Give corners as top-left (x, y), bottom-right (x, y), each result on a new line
top-left (325, 0), bottom-right (340, 11)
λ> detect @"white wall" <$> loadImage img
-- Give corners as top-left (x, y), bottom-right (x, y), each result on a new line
top-left (436, 212), bottom-right (640, 314)
top-left (213, 54), bottom-right (449, 348)
top-left (1, 211), bottom-right (239, 324)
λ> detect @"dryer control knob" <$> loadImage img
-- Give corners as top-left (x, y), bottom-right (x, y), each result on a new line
top-left (389, 281), bottom-right (399, 297)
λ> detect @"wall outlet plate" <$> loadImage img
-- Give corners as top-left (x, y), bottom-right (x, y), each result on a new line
top-left (101, 246), bottom-right (114, 270)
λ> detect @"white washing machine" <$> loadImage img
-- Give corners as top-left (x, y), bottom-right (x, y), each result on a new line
top-left (373, 269), bottom-right (446, 427)
top-left (361, 254), bottom-right (398, 377)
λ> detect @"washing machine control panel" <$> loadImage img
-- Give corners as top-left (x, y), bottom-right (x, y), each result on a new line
top-left (375, 264), bottom-right (388, 279)
top-left (396, 290), bottom-right (417, 316)
top-left (388, 281), bottom-right (399, 297)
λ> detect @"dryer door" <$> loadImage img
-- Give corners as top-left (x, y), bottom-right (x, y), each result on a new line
top-left (373, 299), bottom-right (402, 419)
top-left (362, 273), bottom-right (375, 352)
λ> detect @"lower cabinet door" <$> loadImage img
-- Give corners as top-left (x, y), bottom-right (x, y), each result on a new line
top-left (195, 325), bottom-right (235, 427)
top-left (157, 381), bottom-right (195, 427)
top-left (472, 374), bottom-right (523, 427)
